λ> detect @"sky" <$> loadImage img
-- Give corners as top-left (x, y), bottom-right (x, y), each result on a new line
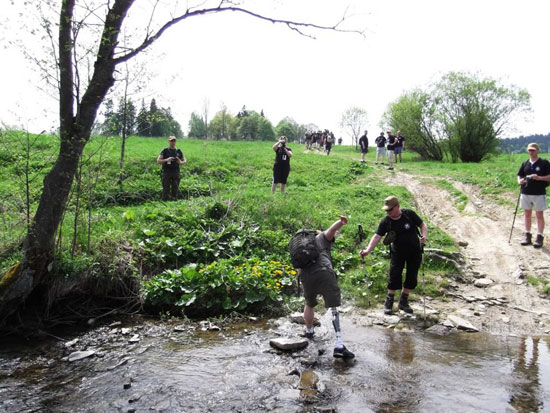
top-left (1, 0), bottom-right (549, 142)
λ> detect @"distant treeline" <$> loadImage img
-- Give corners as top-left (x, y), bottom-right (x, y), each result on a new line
top-left (499, 134), bottom-right (550, 154)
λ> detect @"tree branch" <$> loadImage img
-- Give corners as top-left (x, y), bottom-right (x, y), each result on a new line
top-left (114, 5), bottom-right (363, 65)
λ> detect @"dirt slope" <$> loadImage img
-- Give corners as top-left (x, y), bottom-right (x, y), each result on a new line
top-left (386, 171), bottom-right (550, 335)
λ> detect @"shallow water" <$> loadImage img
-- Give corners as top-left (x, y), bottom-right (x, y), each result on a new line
top-left (1, 313), bottom-right (549, 412)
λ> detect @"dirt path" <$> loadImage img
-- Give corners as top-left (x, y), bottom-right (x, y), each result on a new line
top-left (385, 170), bottom-right (550, 335)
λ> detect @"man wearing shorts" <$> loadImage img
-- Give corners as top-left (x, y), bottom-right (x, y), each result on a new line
top-left (517, 142), bottom-right (550, 248)
top-left (298, 215), bottom-right (355, 359)
top-left (394, 131), bottom-right (405, 163)
top-left (375, 132), bottom-right (386, 165)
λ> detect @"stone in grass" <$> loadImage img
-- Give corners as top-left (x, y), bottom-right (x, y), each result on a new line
top-left (270, 337), bottom-right (309, 351)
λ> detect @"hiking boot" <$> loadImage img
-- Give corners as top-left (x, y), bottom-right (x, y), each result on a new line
top-left (333, 345), bottom-right (355, 359)
top-left (384, 295), bottom-right (394, 315)
top-left (534, 234), bottom-right (544, 249)
top-left (398, 295), bottom-right (413, 314)
top-left (521, 232), bottom-right (532, 246)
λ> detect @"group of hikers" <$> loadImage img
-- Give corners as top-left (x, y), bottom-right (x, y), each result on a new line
top-left (359, 130), bottom-right (406, 170)
top-left (304, 129), bottom-right (340, 155)
top-left (157, 135), bottom-right (550, 361)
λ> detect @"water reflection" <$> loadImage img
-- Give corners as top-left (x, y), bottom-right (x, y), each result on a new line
top-left (0, 317), bottom-right (549, 412)
top-left (509, 337), bottom-right (543, 412)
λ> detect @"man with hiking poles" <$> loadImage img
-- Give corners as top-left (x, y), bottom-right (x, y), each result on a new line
top-left (359, 196), bottom-right (427, 315)
top-left (517, 142), bottom-right (550, 249)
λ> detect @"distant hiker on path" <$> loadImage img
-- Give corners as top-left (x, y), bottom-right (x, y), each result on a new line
top-left (326, 132), bottom-right (335, 155)
top-left (375, 132), bottom-right (386, 165)
top-left (395, 131), bottom-right (405, 163)
top-left (272, 136), bottom-right (292, 194)
top-left (360, 196), bottom-right (427, 315)
top-left (517, 142), bottom-right (550, 248)
top-left (359, 130), bottom-right (369, 163)
top-left (157, 136), bottom-right (186, 200)
top-left (294, 216), bottom-right (355, 360)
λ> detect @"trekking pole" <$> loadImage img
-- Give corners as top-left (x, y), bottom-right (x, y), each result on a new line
top-left (508, 185), bottom-right (522, 244)
top-left (421, 245), bottom-right (426, 326)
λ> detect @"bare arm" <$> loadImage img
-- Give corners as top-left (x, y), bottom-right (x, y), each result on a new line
top-left (419, 222), bottom-right (428, 245)
top-left (360, 234), bottom-right (382, 258)
top-left (323, 215), bottom-right (348, 242)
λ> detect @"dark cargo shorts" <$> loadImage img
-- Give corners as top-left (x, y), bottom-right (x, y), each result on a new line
top-left (300, 269), bottom-right (341, 308)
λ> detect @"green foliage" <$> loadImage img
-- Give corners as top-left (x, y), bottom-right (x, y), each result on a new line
top-left (383, 71), bottom-right (531, 163)
top-left (275, 117), bottom-right (299, 141)
top-left (208, 107), bottom-right (233, 140)
top-left (188, 112), bottom-right (206, 138)
top-left (142, 258), bottom-right (296, 315)
top-left (105, 98), bottom-right (181, 138)
top-left (382, 89), bottom-right (443, 161)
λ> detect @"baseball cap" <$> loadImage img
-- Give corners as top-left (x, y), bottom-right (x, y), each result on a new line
top-left (382, 196), bottom-right (399, 211)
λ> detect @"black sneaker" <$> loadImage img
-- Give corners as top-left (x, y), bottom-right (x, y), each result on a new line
top-left (333, 345), bottom-right (355, 359)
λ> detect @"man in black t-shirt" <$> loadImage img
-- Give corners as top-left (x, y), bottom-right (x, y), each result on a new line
top-left (375, 132), bottom-right (386, 165)
top-left (517, 142), bottom-right (550, 248)
top-left (359, 130), bottom-right (369, 163)
top-left (271, 136), bottom-right (292, 193)
top-left (360, 196), bottom-right (427, 314)
top-left (157, 136), bottom-right (186, 200)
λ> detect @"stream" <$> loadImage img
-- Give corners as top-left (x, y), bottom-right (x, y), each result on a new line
top-left (1, 311), bottom-right (549, 412)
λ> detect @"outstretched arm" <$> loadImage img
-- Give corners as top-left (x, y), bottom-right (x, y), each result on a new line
top-left (323, 215), bottom-right (348, 242)
top-left (360, 234), bottom-right (382, 258)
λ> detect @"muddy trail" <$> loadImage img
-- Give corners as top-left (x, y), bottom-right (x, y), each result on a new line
top-left (383, 169), bottom-right (550, 335)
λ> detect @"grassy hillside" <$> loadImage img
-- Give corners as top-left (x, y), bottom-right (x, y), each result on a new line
top-left (0, 131), bottom-right (532, 318)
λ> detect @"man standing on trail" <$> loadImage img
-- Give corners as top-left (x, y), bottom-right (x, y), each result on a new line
top-left (359, 196), bottom-right (427, 315)
top-left (517, 142), bottom-right (550, 248)
top-left (375, 131), bottom-right (386, 165)
top-left (157, 136), bottom-right (186, 200)
top-left (297, 216), bottom-right (355, 360)
top-left (359, 130), bottom-right (369, 163)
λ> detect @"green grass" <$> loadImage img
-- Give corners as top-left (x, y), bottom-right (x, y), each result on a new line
top-left (1, 133), bottom-right (537, 315)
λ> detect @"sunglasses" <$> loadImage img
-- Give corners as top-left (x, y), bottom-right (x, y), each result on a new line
top-left (386, 205), bottom-right (396, 213)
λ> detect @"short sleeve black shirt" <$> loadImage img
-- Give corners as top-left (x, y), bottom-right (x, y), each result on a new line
top-left (359, 135), bottom-right (368, 148)
top-left (387, 135), bottom-right (396, 150)
top-left (375, 135), bottom-right (386, 148)
top-left (274, 146), bottom-right (292, 168)
top-left (517, 158), bottom-right (550, 195)
top-left (376, 209), bottom-right (423, 253)
top-left (160, 147), bottom-right (184, 172)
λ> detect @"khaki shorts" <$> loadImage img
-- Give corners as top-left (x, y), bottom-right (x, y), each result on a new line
top-left (300, 269), bottom-right (341, 308)
top-left (520, 194), bottom-right (548, 211)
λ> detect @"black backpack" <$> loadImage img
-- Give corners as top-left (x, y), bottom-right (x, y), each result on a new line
top-left (288, 229), bottom-right (319, 268)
